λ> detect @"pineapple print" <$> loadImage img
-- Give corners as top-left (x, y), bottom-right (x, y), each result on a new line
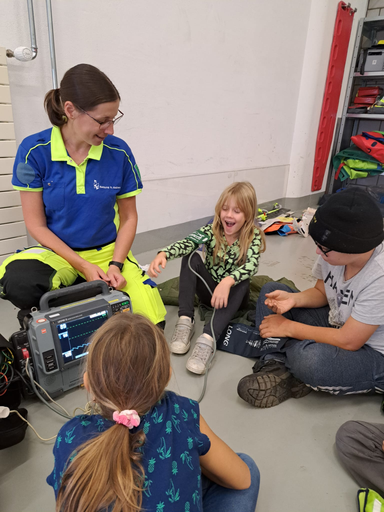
top-left (148, 457), bottom-right (156, 473)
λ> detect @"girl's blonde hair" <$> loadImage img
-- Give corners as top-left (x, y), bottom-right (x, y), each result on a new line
top-left (56, 313), bottom-right (171, 512)
top-left (212, 181), bottom-right (266, 265)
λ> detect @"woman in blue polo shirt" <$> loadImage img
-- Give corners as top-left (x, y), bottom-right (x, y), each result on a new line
top-left (0, 64), bottom-right (166, 326)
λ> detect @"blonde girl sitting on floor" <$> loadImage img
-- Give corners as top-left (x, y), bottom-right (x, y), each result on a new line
top-left (148, 181), bottom-right (266, 374)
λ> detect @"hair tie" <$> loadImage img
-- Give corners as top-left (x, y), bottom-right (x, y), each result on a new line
top-left (113, 409), bottom-right (140, 429)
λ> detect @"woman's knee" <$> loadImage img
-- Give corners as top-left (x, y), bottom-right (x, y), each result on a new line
top-left (0, 260), bottom-right (56, 310)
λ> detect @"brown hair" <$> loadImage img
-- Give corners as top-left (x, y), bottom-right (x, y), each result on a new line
top-left (212, 181), bottom-right (266, 265)
top-left (44, 63), bottom-right (120, 127)
top-left (56, 313), bottom-right (171, 512)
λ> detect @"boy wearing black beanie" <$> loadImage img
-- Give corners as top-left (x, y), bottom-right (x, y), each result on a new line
top-left (238, 187), bottom-right (384, 408)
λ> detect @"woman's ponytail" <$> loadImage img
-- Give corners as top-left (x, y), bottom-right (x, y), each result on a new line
top-left (44, 88), bottom-right (66, 127)
top-left (44, 64), bottom-right (120, 128)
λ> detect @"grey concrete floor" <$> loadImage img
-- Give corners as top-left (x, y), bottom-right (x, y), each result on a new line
top-left (1, 233), bottom-right (383, 512)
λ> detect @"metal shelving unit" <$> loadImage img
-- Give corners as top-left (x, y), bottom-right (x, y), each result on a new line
top-left (326, 15), bottom-right (384, 198)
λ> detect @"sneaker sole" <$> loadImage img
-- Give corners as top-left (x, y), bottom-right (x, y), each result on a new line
top-left (186, 361), bottom-right (206, 375)
top-left (237, 372), bottom-right (297, 408)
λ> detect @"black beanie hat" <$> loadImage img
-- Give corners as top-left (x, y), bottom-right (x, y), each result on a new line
top-left (309, 187), bottom-right (384, 254)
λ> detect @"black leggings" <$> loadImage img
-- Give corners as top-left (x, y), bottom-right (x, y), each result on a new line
top-left (178, 252), bottom-right (249, 339)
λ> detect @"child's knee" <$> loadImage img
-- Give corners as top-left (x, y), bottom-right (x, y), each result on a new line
top-left (286, 340), bottom-right (326, 385)
top-left (260, 281), bottom-right (291, 297)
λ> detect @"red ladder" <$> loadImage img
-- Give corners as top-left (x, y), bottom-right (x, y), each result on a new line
top-left (311, 2), bottom-right (355, 191)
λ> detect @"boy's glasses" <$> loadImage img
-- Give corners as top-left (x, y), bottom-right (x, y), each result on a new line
top-left (314, 240), bottom-right (333, 256)
top-left (75, 105), bottom-right (124, 129)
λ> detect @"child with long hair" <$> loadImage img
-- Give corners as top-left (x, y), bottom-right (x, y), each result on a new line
top-left (47, 313), bottom-right (260, 512)
top-left (149, 181), bottom-right (266, 374)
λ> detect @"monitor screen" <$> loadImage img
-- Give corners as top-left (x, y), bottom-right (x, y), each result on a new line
top-left (56, 309), bottom-right (109, 364)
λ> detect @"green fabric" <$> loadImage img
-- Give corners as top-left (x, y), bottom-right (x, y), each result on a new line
top-left (345, 159), bottom-right (384, 171)
top-left (333, 144), bottom-right (381, 168)
top-left (358, 488), bottom-right (384, 512)
top-left (158, 274), bottom-right (299, 325)
top-left (333, 144), bottom-right (384, 181)
top-left (339, 164), bottom-right (369, 180)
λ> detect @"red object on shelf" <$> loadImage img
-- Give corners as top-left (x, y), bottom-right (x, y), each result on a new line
top-left (311, 2), bottom-right (355, 192)
top-left (353, 96), bottom-right (377, 105)
top-left (357, 86), bottom-right (381, 97)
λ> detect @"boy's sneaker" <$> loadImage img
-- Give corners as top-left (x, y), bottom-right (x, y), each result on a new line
top-left (170, 317), bottom-right (195, 354)
top-left (186, 335), bottom-right (214, 375)
top-left (237, 360), bottom-right (311, 408)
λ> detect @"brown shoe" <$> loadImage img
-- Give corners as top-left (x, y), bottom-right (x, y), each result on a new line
top-left (237, 360), bottom-right (311, 408)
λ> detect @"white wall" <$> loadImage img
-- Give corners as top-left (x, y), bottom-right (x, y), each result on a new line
top-left (0, 0), bottom-right (366, 233)
top-left (287, 0), bottom-right (369, 198)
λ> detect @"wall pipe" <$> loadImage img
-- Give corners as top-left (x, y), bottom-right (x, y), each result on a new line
top-left (6, 0), bottom-right (38, 62)
top-left (26, 0), bottom-right (38, 59)
top-left (45, 0), bottom-right (58, 89)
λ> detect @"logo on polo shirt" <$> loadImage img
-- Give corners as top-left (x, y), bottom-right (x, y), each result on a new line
top-left (93, 179), bottom-right (119, 191)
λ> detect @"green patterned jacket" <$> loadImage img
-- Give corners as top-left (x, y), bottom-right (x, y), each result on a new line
top-left (161, 224), bottom-right (262, 285)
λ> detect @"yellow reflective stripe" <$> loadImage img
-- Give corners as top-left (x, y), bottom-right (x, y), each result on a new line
top-left (113, 201), bottom-right (120, 231)
top-left (13, 186), bottom-right (43, 191)
top-left (25, 141), bottom-right (51, 163)
top-left (103, 144), bottom-right (140, 189)
top-left (116, 189), bottom-right (142, 199)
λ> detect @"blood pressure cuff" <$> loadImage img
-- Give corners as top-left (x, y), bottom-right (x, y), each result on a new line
top-left (217, 323), bottom-right (288, 358)
top-left (0, 247), bottom-right (78, 310)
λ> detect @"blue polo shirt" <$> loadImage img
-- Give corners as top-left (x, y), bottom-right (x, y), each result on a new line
top-left (12, 127), bottom-right (143, 249)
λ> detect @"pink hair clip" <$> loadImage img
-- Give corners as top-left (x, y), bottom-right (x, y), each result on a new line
top-left (113, 409), bottom-right (141, 429)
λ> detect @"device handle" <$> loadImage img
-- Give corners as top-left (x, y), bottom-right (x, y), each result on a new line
top-left (39, 280), bottom-right (110, 312)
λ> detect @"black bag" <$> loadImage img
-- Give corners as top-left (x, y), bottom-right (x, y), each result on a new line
top-left (217, 323), bottom-right (288, 358)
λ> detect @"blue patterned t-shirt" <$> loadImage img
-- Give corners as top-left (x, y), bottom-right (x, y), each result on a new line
top-left (47, 391), bottom-right (210, 511)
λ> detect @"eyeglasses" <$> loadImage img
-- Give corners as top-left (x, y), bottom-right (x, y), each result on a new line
top-left (75, 105), bottom-right (124, 129)
top-left (314, 240), bottom-right (333, 256)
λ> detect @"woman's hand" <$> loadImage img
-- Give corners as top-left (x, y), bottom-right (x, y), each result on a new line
top-left (148, 252), bottom-right (167, 278)
top-left (81, 261), bottom-right (110, 284)
top-left (265, 290), bottom-right (296, 315)
top-left (259, 314), bottom-right (292, 338)
top-left (106, 265), bottom-right (127, 290)
top-left (211, 277), bottom-right (235, 309)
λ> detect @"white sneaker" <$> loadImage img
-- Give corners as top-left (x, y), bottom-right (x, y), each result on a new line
top-left (170, 317), bottom-right (195, 354)
top-left (186, 335), bottom-right (214, 375)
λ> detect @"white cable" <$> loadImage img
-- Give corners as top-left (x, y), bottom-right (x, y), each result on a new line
top-left (9, 409), bottom-right (57, 442)
top-left (187, 250), bottom-right (217, 403)
top-left (25, 358), bottom-right (72, 419)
